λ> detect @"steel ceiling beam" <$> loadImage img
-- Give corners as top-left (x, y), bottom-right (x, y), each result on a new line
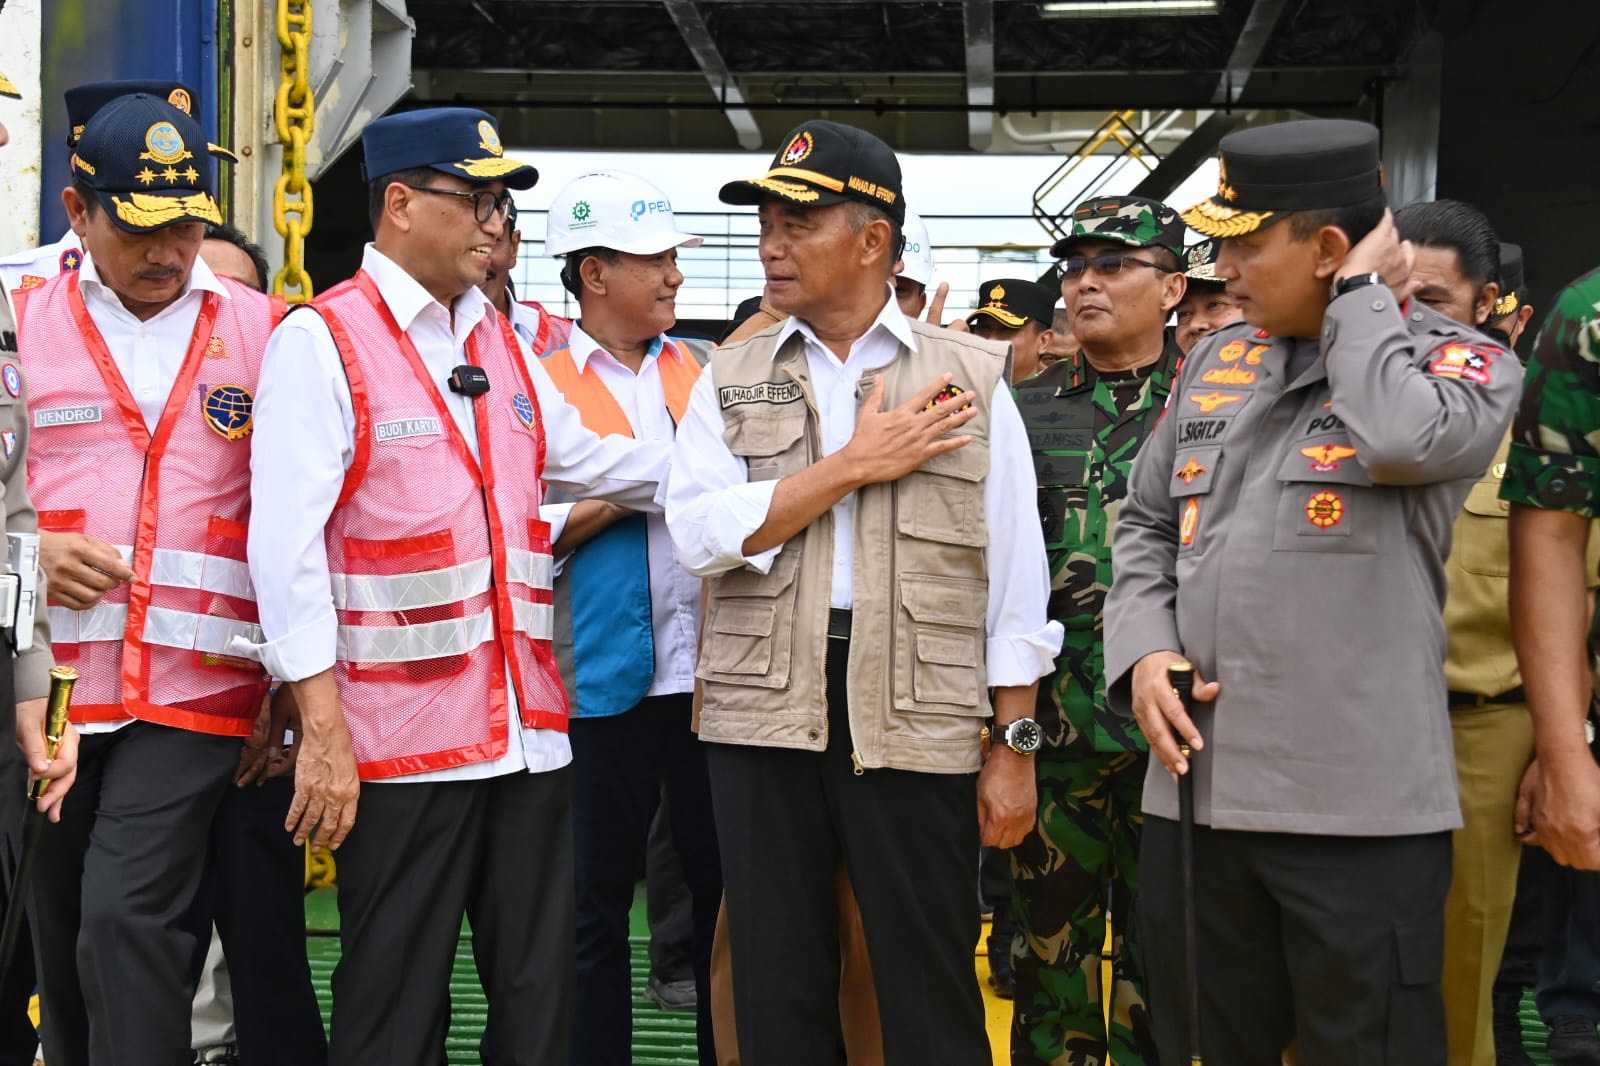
top-left (1213, 0), bottom-right (1291, 104)
top-left (963, 0), bottom-right (996, 149)
top-left (661, 0), bottom-right (764, 149)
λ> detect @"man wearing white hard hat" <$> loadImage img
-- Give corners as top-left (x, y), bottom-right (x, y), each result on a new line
top-left (539, 170), bottom-right (722, 1066)
top-left (892, 209), bottom-right (937, 317)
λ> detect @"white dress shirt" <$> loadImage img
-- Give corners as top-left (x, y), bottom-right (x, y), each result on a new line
top-left (0, 230), bottom-right (83, 329)
top-left (506, 299), bottom-right (547, 354)
top-left (68, 251), bottom-right (230, 734)
top-left (663, 287), bottom-right (1062, 687)
top-left (241, 245), bottom-right (669, 783)
top-left (541, 325), bottom-right (701, 697)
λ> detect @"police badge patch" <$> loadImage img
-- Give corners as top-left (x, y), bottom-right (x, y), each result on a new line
top-left (2, 363), bottom-right (20, 397)
top-left (513, 393), bottom-right (536, 429)
top-left (2, 430), bottom-right (14, 460)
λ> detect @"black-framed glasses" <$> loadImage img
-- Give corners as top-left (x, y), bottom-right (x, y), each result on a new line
top-left (1060, 253), bottom-right (1174, 280)
top-left (402, 183), bottom-right (515, 224)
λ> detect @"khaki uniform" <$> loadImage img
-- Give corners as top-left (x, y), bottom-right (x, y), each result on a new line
top-left (1440, 430), bottom-right (1600, 1066)
top-left (1, 348), bottom-right (54, 700)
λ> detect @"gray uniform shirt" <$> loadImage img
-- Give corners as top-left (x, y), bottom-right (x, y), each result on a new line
top-left (1, 345), bottom-right (54, 702)
top-left (1105, 288), bottom-right (1523, 836)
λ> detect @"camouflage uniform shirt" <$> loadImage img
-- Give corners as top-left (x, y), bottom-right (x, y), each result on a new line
top-left (1501, 265), bottom-right (1600, 516)
top-left (1016, 335), bottom-right (1181, 754)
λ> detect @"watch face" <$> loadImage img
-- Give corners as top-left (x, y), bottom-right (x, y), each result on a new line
top-left (1009, 719), bottom-right (1042, 754)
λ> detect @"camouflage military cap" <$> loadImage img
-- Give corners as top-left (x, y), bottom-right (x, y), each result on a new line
top-left (1050, 195), bottom-right (1186, 261)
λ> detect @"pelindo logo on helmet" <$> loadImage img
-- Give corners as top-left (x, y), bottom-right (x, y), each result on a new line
top-left (630, 198), bottom-right (672, 222)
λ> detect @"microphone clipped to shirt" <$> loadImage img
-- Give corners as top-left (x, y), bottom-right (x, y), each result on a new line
top-left (449, 364), bottom-right (491, 398)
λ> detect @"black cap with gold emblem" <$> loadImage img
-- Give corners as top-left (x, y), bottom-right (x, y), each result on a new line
top-left (1182, 119), bottom-right (1384, 239)
top-left (72, 93), bottom-right (236, 233)
top-left (719, 120), bottom-right (905, 225)
top-left (1495, 242), bottom-right (1524, 318)
top-left (1182, 238), bottom-right (1225, 286)
top-left (966, 278), bottom-right (1056, 331)
top-left (65, 80), bottom-right (196, 148)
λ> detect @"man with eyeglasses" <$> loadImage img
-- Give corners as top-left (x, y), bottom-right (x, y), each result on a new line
top-left (1007, 195), bottom-right (1186, 1066)
top-left (239, 108), bottom-right (671, 1065)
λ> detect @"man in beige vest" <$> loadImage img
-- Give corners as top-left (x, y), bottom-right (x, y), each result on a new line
top-left (665, 119), bottom-right (1062, 1064)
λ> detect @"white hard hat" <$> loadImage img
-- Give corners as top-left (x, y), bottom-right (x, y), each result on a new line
top-left (544, 170), bottom-right (703, 258)
top-left (897, 209), bottom-right (936, 287)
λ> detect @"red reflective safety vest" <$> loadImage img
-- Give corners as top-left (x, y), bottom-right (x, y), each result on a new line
top-left (315, 272), bottom-right (566, 780)
top-left (19, 272), bottom-right (279, 735)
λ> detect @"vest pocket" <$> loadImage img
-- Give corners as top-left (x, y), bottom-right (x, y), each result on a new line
top-left (725, 409), bottom-right (808, 483)
top-left (1457, 478), bottom-right (1510, 577)
top-left (698, 549), bottom-right (801, 689)
top-left (895, 573), bottom-right (988, 715)
top-left (896, 443), bottom-right (989, 548)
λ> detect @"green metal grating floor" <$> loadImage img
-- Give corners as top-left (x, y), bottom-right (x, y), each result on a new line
top-left (303, 888), bottom-right (699, 1065)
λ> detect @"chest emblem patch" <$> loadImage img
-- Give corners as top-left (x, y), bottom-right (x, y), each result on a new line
top-left (2, 430), bottom-right (14, 459)
top-left (926, 383), bottom-right (966, 411)
top-left (1200, 366), bottom-right (1255, 386)
top-left (203, 384), bottom-right (254, 440)
top-left (1188, 391), bottom-right (1244, 415)
top-left (1300, 443), bottom-right (1357, 473)
top-left (2, 363), bottom-right (20, 397)
top-left (513, 392), bottom-right (536, 430)
top-left (1175, 457), bottom-right (1208, 484)
top-left (1305, 490), bottom-right (1344, 529)
top-left (1180, 497), bottom-right (1200, 546)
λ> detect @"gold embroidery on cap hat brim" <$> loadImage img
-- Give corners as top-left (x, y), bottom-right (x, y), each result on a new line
top-left (766, 166), bottom-right (847, 193)
top-left (972, 306), bottom-right (1028, 328)
top-left (745, 177), bottom-right (821, 203)
top-left (111, 191), bottom-right (223, 228)
top-left (451, 156), bottom-right (527, 178)
top-left (1181, 199), bottom-right (1275, 238)
top-left (1494, 292), bottom-right (1519, 317)
top-left (0, 72), bottom-right (21, 99)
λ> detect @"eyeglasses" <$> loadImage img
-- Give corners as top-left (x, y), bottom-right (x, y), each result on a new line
top-left (1060, 253), bottom-right (1174, 279)
top-left (401, 184), bottom-right (515, 224)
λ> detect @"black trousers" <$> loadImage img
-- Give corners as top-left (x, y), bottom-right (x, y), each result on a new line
top-left (206, 777), bottom-right (327, 1065)
top-left (570, 694), bottom-right (721, 1066)
top-left (645, 795), bottom-right (696, 986)
top-left (0, 648), bottom-right (38, 1066)
top-left (706, 639), bottom-right (989, 1066)
top-left (2, 721), bottom-right (239, 1066)
top-left (1139, 816), bottom-right (1452, 1066)
top-left (329, 767), bottom-right (574, 1066)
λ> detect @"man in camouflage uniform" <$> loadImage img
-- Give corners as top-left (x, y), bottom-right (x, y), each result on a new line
top-left (1010, 195), bottom-right (1187, 1066)
top-left (1502, 261), bottom-right (1600, 1063)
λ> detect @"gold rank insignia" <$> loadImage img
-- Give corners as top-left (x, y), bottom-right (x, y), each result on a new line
top-left (1188, 391), bottom-right (1244, 415)
top-left (1301, 443), bottom-right (1357, 473)
top-left (1305, 490), bottom-right (1344, 529)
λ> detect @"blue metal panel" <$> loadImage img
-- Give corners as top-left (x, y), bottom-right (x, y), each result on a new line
top-left (37, 0), bottom-right (219, 240)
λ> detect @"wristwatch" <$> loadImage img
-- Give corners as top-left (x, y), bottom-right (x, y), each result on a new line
top-left (998, 718), bottom-right (1042, 756)
top-left (1332, 271), bottom-right (1383, 299)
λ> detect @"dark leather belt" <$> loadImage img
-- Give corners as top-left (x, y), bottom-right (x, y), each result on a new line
top-left (828, 608), bottom-right (852, 640)
top-left (1448, 686), bottom-right (1526, 709)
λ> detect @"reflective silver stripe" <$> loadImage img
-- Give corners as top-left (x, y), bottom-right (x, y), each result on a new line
top-left (149, 548), bottom-right (255, 601)
top-left (336, 609), bottom-right (497, 664)
top-left (329, 558), bottom-right (493, 612)
top-left (143, 606), bottom-right (264, 655)
top-left (506, 549), bottom-right (553, 591)
top-left (48, 603), bottom-right (128, 643)
top-left (512, 598), bottom-right (554, 642)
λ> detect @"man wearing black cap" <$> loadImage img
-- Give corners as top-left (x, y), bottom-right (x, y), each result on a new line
top-left (242, 107), bottom-right (671, 1065)
top-left (1007, 193), bottom-right (1185, 1066)
top-left (966, 277), bottom-right (1057, 384)
top-left (665, 119), bottom-right (1061, 1064)
top-left (1174, 238), bottom-right (1243, 354)
top-left (1106, 120), bottom-right (1523, 1064)
top-left (0, 80), bottom-right (193, 367)
top-left (3, 90), bottom-right (284, 1066)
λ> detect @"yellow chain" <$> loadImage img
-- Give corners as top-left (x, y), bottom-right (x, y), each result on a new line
top-left (272, 0), bottom-right (315, 302)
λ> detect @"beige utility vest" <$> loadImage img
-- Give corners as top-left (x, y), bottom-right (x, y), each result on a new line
top-left (697, 318), bottom-right (1009, 774)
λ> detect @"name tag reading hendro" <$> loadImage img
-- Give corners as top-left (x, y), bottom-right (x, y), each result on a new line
top-left (34, 405), bottom-right (102, 428)
top-left (375, 416), bottom-right (443, 443)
